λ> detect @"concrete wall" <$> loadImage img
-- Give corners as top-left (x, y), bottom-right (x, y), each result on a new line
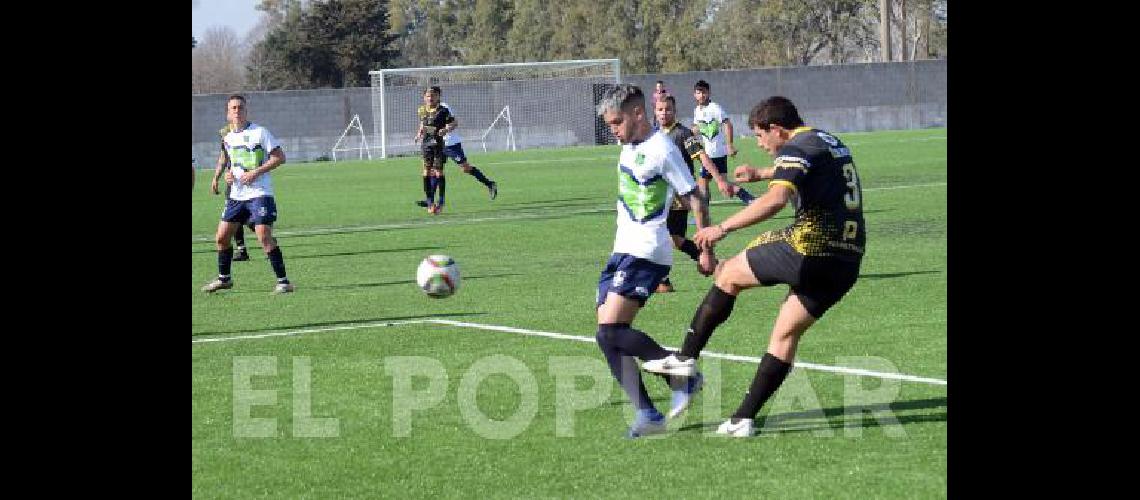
top-left (192, 59), bottom-right (945, 166)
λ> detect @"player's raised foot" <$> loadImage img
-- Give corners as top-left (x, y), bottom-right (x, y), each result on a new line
top-left (656, 277), bottom-right (674, 293)
top-left (415, 200), bottom-right (429, 208)
top-left (715, 418), bottom-right (754, 437)
top-left (668, 371), bottom-right (704, 419)
top-left (626, 409), bottom-right (667, 439)
top-left (232, 247), bottom-right (250, 261)
top-left (272, 281), bottom-right (295, 294)
top-left (201, 278), bottom-right (233, 293)
top-left (488, 181), bottom-right (498, 200)
top-left (642, 353), bottom-right (696, 377)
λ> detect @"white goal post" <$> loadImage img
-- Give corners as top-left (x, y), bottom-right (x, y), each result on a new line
top-left (368, 59), bottom-right (621, 159)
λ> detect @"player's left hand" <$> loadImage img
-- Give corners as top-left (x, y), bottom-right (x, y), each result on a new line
top-left (727, 144), bottom-right (737, 157)
top-left (694, 225), bottom-right (728, 249)
top-left (240, 170), bottom-right (260, 184)
top-left (224, 169), bottom-right (235, 185)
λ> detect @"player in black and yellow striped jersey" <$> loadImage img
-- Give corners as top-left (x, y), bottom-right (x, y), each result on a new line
top-left (653, 94), bottom-right (724, 292)
top-left (413, 86), bottom-right (455, 214)
top-left (642, 96), bottom-right (865, 437)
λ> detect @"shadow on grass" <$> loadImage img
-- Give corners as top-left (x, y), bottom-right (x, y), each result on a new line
top-left (858, 270), bottom-right (942, 280)
top-left (675, 397), bottom-right (947, 435)
top-left (192, 311), bottom-right (484, 337)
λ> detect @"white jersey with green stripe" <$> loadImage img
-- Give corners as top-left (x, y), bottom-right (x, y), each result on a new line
top-left (693, 101), bottom-right (728, 158)
top-left (612, 130), bottom-right (697, 266)
top-left (223, 122), bottom-right (281, 201)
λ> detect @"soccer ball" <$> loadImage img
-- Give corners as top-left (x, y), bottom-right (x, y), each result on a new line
top-left (416, 255), bottom-right (461, 298)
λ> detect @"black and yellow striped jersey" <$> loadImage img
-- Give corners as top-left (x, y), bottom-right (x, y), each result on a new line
top-left (755, 126), bottom-right (865, 259)
top-left (417, 105), bottom-right (454, 147)
top-left (661, 122), bottom-right (705, 211)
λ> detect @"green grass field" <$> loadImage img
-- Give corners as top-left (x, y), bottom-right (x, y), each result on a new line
top-left (192, 127), bottom-right (947, 498)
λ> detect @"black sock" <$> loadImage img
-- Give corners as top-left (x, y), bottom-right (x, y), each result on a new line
top-left (267, 247), bottom-right (288, 281)
top-left (468, 166), bottom-right (492, 187)
top-left (422, 176), bottom-right (432, 202)
top-left (596, 325), bottom-right (655, 410)
top-left (679, 239), bottom-right (701, 261)
top-left (217, 248), bottom-right (233, 278)
top-left (731, 353), bottom-right (793, 419)
top-left (680, 285), bottom-right (736, 359)
top-left (428, 176), bottom-right (439, 203)
top-left (234, 225), bottom-right (245, 248)
top-left (437, 177), bottom-right (446, 206)
top-left (599, 323), bottom-right (670, 361)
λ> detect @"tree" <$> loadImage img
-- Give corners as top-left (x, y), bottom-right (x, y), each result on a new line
top-left (193, 26), bottom-right (246, 94)
top-left (250, 0), bottom-right (400, 89)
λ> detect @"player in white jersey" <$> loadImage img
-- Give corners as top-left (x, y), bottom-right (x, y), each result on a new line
top-left (591, 84), bottom-right (715, 438)
top-left (201, 95), bottom-right (295, 294)
top-left (692, 79), bottom-right (755, 209)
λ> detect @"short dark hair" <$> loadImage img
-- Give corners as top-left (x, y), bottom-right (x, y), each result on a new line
top-left (655, 80), bottom-right (665, 85)
top-left (430, 85), bottom-right (441, 94)
top-left (694, 80), bottom-right (710, 92)
top-left (748, 96), bottom-right (805, 130)
top-left (227, 94), bottom-right (246, 105)
top-left (661, 95), bottom-right (676, 107)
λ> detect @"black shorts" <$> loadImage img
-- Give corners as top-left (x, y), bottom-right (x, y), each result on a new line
top-left (666, 209), bottom-right (689, 237)
top-left (744, 239), bottom-right (860, 319)
top-left (421, 143), bottom-right (444, 170)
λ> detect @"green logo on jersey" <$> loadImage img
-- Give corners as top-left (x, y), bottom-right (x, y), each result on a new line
top-left (697, 121), bottom-right (720, 140)
top-left (635, 153), bottom-right (645, 165)
top-left (619, 170), bottom-right (669, 221)
top-left (230, 147), bottom-right (265, 170)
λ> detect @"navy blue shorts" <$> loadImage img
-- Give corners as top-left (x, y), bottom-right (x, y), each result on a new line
top-left (699, 155), bottom-right (728, 180)
top-left (443, 144), bottom-right (467, 165)
top-left (222, 196), bottom-right (278, 226)
top-left (596, 253), bottom-right (671, 307)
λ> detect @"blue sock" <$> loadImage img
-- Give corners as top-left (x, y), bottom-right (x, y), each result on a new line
top-left (428, 176), bottom-right (439, 204)
top-left (267, 247), bottom-right (288, 282)
top-left (737, 187), bottom-right (756, 204)
top-left (596, 324), bottom-right (656, 411)
top-left (217, 247), bottom-right (233, 279)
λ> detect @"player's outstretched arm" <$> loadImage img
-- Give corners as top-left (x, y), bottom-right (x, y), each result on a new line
top-left (694, 184), bottom-right (793, 249)
top-left (733, 164), bottom-right (775, 183)
top-left (698, 150), bottom-right (736, 197)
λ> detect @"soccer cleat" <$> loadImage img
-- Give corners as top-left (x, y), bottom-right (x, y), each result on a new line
top-left (667, 371), bottom-right (704, 419)
top-left (415, 200), bottom-right (429, 208)
top-left (426, 203), bottom-right (437, 214)
top-left (432, 204), bottom-right (444, 215)
top-left (642, 354), bottom-right (697, 377)
top-left (626, 410), bottom-right (667, 439)
top-left (488, 181), bottom-right (498, 200)
top-left (272, 282), bottom-right (295, 294)
top-left (715, 418), bottom-right (754, 437)
top-left (201, 278), bottom-right (233, 293)
top-left (656, 280), bottom-right (674, 293)
top-left (232, 247), bottom-right (250, 261)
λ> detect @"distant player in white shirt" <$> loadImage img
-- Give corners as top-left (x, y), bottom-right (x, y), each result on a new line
top-left (692, 79), bottom-right (756, 208)
top-left (590, 83), bottom-right (714, 439)
top-left (201, 95), bottom-right (295, 294)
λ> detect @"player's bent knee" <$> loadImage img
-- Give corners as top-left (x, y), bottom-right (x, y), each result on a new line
top-left (460, 164), bottom-right (472, 173)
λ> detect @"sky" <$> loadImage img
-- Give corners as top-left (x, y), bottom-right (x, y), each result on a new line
top-left (192, 0), bottom-right (262, 44)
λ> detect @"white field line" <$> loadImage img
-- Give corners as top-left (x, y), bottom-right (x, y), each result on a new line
top-left (191, 318), bottom-right (947, 386)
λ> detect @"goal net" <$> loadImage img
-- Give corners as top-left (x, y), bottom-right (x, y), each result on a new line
top-left (369, 59), bottom-right (621, 159)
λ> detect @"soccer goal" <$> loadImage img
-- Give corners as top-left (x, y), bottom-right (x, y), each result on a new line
top-left (369, 59), bottom-right (621, 159)
top-left (331, 114), bottom-right (371, 161)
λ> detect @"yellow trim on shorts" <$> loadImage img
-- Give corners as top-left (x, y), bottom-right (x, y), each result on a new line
top-left (768, 180), bottom-right (797, 193)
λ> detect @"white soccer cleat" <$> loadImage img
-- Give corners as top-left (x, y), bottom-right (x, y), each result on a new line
top-left (272, 282), bottom-right (295, 294)
top-left (715, 418), bottom-right (754, 438)
top-left (642, 354), bottom-right (697, 377)
top-left (201, 278), bottom-right (233, 293)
